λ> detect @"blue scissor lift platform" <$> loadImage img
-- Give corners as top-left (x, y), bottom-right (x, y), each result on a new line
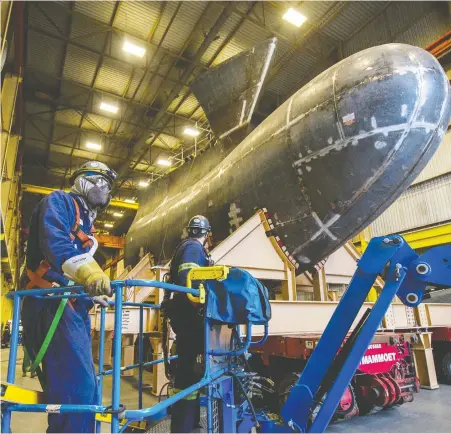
top-left (2, 235), bottom-right (450, 433)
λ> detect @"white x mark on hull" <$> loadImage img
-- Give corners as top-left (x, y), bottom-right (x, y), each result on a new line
top-left (310, 212), bottom-right (340, 241)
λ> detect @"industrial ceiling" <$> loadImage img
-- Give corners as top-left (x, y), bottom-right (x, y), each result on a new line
top-left (17, 1), bottom-right (450, 235)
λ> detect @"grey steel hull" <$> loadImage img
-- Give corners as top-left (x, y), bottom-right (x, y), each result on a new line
top-left (126, 43), bottom-right (451, 272)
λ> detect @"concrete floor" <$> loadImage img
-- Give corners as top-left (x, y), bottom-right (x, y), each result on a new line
top-left (2, 346), bottom-right (451, 433)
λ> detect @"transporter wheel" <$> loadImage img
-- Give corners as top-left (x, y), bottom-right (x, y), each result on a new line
top-left (277, 373), bottom-right (300, 411)
top-left (334, 385), bottom-right (359, 420)
top-left (438, 351), bottom-right (451, 384)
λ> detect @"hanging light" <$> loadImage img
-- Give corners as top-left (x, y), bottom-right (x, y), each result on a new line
top-left (283, 8), bottom-right (307, 27)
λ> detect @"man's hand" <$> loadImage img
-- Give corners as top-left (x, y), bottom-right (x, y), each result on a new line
top-left (62, 253), bottom-right (112, 297)
top-left (92, 296), bottom-right (110, 308)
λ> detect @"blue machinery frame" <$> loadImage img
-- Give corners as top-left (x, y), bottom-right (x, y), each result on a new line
top-left (2, 235), bottom-right (450, 433)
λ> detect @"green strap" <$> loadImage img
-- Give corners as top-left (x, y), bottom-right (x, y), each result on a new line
top-left (28, 285), bottom-right (74, 373)
top-left (28, 298), bottom-right (68, 373)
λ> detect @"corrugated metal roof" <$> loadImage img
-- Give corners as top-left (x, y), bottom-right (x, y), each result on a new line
top-left (25, 118), bottom-right (52, 143)
top-left (342, 1), bottom-right (443, 57)
top-left (53, 123), bottom-right (78, 146)
top-left (28, 2), bottom-right (69, 39)
top-left (73, 1), bottom-right (116, 24)
top-left (63, 44), bottom-right (99, 86)
top-left (200, 12), bottom-right (244, 65)
top-left (412, 132), bottom-right (451, 185)
top-left (82, 113), bottom-right (112, 133)
top-left (394, 5), bottom-right (451, 49)
top-left (70, 13), bottom-right (108, 53)
top-left (55, 109), bottom-right (82, 128)
top-left (161, 2), bottom-right (208, 54)
top-left (115, 1), bottom-right (160, 41)
top-left (176, 93), bottom-right (200, 117)
top-left (267, 47), bottom-right (318, 96)
top-left (27, 29), bottom-right (64, 77)
top-left (323, 1), bottom-right (384, 41)
top-left (185, 3), bottom-right (227, 64)
top-left (155, 133), bottom-right (179, 150)
top-left (96, 57), bottom-right (133, 95)
top-left (214, 18), bottom-right (271, 66)
top-left (370, 174), bottom-right (451, 236)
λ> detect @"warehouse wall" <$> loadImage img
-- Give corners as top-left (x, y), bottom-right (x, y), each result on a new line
top-left (343, 2), bottom-right (450, 57)
top-left (370, 131), bottom-right (451, 236)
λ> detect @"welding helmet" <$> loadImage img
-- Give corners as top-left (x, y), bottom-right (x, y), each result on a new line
top-left (70, 161), bottom-right (118, 188)
top-left (187, 215), bottom-right (211, 238)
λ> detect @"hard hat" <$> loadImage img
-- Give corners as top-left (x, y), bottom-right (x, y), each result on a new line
top-left (70, 161), bottom-right (118, 187)
top-left (187, 215), bottom-right (211, 237)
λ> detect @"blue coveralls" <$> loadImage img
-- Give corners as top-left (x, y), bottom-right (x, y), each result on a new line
top-left (169, 238), bottom-right (210, 433)
top-left (22, 191), bottom-right (98, 433)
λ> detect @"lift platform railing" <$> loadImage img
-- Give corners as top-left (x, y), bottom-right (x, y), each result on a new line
top-left (2, 275), bottom-right (267, 434)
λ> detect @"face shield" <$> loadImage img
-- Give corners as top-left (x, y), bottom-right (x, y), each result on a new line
top-left (83, 174), bottom-right (112, 210)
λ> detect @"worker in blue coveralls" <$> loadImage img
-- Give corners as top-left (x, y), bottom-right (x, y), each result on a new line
top-left (165, 215), bottom-right (213, 433)
top-left (21, 161), bottom-right (117, 433)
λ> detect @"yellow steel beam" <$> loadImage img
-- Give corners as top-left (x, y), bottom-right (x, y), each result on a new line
top-left (21, 184), bottom-right (139, 210)
top-left (95, 234), bottom-right (125, 249)
top-left (353, 223), bottom-right (451, 252)
top-left (401, 223), bottom-right (451, 249)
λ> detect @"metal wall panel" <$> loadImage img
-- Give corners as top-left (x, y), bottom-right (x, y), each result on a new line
top-left (342, 2), bottom-right (447, 57)
top-left (323, 1), bottom-right (384, 42)
top-left (370, 174), bottom-right (451, 236)
top-left (412, 132), bottom-right (451, 185)
top-left (394, 6), bottom-right (451, 48)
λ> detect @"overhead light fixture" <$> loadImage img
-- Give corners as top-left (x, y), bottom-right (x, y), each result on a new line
top-left (157, 158), bottom-right (172, 167)
top-left (124, 198), bottom-right (136, 203)
top-left (138, 180), bottom-right (150, 188)
top-left (100, 102), bottom-right (119, 114)
top-left (123, 41), bottom-right (146, 58)
top-left (183, 127), bottom-right (200, 137)
top-left (86, 142), bottom-right (101, 151)
top-left (113, 212), bottom-right (123, 217)
top-left (283, 8), bottom-right (307, 27)
top-left (104, 223), bottom-right (114, 228)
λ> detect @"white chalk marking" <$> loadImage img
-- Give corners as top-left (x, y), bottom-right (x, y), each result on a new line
top-left (371, 117), bottom-right (378, 129)
top-left (374, 140), bottom-right (387, 150)
top-left (292, 121), bottom-right (437, 167)
top-left (228, 203), bottom-right (243, 230)
top-left (310, 212), bottom-right (340, 242)
top-left (401, 104), bottom-right (408, 117)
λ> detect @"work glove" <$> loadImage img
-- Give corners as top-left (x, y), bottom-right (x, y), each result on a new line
top-left (92, 296), bottom-right (110, 308)
top-left (62, 253), bottom-right (112, 297)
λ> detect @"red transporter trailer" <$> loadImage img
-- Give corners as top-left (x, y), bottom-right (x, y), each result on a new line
top-left (249, 332), bottom-right (420, 421)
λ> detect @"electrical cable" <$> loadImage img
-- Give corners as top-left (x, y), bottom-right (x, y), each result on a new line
top-left (229, 370), bottom-right (260, 428)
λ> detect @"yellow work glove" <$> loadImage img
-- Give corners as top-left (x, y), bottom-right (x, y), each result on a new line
top-left (62, 253), bottom-right (112, 297)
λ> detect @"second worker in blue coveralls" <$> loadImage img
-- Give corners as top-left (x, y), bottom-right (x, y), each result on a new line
top-left (21, 161), bottom-right (117, 433)
top-left (164, 215), bottom-right (213, 433)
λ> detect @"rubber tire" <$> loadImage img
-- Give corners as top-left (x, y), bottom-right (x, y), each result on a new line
top-left (439, 351), bottom-right (451, 384)
top-left (277, 373), bottom-right (300, 411)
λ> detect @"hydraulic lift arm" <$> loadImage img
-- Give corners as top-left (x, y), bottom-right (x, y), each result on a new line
top-left (280, 235), bottom-right (451, 433)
